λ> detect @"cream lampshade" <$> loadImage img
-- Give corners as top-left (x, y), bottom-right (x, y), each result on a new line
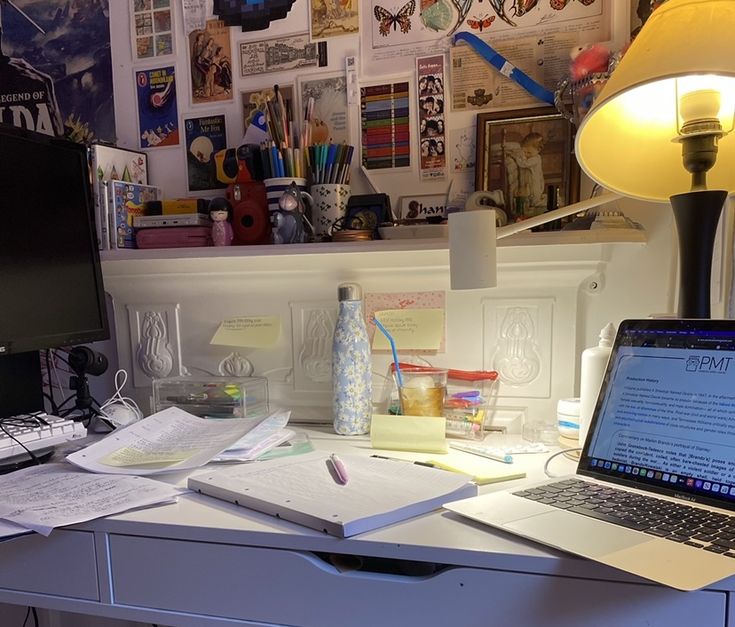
top-left (575, 0), bottom-right (735, 317)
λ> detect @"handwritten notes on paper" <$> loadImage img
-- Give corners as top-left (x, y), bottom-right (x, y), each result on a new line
top-left (210, 316), bottom-right (281, 348)
top-left (66, 407), bottom-right (264, 475)
top-left (0, 464), bottom-right (184, 536)
top-left (372, 309), bottom-right (444, 351)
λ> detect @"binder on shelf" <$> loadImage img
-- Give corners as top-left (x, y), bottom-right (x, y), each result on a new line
top-left (188, 451), bottom-right (477, 537)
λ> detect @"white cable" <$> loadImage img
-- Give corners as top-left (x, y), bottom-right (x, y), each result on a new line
top-left (98, 369), bottom-right (142, 427)
top-left (543, 447), bottom-right (582, 478)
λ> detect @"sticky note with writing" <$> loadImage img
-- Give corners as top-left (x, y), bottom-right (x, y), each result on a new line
top-left (372, 309), bottom-right (443, 351)
top-left (210, 317), bottom-right (281, 348)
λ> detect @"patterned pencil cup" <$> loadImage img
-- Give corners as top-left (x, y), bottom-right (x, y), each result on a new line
top-left (310, 183), bottom-right (351, 241)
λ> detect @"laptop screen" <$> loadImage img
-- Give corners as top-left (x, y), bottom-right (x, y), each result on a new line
top-left (579, 319), bottom-right (735, 510)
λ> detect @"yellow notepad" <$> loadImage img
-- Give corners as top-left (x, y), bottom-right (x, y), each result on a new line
top-left (426, 454), bottom-right (526, 485)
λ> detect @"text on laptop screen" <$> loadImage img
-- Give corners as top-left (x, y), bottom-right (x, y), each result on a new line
top-left (580, 320), bottom-right (735, 508)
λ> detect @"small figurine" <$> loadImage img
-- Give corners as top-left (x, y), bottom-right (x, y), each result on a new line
top-left (209, 197), bottom-right (234, 246)
top-left (272, 182), bottom-right (313, 244)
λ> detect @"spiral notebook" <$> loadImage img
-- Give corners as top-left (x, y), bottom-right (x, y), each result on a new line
top-left (189, 451), bottom-right (477, 537)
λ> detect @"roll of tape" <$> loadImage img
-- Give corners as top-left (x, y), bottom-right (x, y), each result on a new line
top-left (465, 191), bottom-right (508, 226)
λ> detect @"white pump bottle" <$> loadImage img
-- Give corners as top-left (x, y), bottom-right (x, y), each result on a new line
top-left (578, 322), bottom-right (616, 446)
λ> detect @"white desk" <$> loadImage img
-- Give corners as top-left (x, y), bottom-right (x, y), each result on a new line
top-left (0, 428), bottom-right (733, 627)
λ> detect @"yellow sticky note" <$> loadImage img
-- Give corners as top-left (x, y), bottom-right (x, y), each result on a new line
top-left (210, 316), bottom-right (281, 348)
top-left (370, 414), bottom-right (447, 453)
top-left (372, 309), bottom-right (443, 351)
top-left (426, 455), bottom-right (526, 485)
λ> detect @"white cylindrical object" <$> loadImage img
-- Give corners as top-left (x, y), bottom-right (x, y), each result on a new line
top-left (557, 397), bottom-right (580, 440)
top-left (578, 322), bottom-right (615, 446)
top-left (448, 209), bottom-right (497, 290)
top-left (332, 282), bottom-right (372, 435)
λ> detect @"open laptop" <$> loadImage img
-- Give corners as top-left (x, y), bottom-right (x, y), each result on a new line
top-left (444, 318), bottom-right (735, 590)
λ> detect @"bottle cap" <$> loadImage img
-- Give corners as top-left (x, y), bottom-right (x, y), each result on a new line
top-left (338, 282), bottom-right (362, 301)
top-left (599, 322), bottom-right (616, 347)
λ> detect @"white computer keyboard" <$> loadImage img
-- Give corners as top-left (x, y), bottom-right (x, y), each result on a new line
top-left (0, 415), bottom-right (87, 461)
top-left (449, 439), bottom-right (549, 462)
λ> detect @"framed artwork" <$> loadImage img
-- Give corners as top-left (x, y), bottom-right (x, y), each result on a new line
top-left (474, 106), bottom-right (580, 225)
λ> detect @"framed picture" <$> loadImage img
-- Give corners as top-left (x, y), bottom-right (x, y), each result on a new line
top-left (474, 106), bottom-right (580, 225)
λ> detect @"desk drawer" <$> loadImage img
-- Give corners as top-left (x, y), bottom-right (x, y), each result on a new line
top-left (109, 535), bottom-right (725, 627)
top-left (0, 530), bottom-right (98, 600)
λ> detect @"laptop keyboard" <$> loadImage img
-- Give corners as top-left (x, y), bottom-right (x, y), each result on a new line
top-left (513, 478), bottom-right (735, 557)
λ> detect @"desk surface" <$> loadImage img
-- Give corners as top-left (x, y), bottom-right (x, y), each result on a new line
top-left (1, 427), bottom-right (734, 627)
top-left (73, 427), bottom-right (735, 587)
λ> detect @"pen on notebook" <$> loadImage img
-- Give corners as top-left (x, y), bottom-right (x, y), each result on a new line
top-left (370, 454), bottom-right (436, 468)
top-left (328, 453), bottom-right (349, 485)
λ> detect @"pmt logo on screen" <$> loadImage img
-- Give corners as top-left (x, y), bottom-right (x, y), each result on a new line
top-left (686, 355), bottom-right (733, 373)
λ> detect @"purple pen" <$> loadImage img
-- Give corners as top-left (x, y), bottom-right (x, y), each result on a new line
top-left (329, 453), bottom-right (349, 485)
top-left (452, 390), bottom-right (481, 399)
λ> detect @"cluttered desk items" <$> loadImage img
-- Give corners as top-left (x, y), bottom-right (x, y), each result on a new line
top-left (189, 451), bottom-right (477, 537)
top-left (445, 319), bottom-right (735, 591)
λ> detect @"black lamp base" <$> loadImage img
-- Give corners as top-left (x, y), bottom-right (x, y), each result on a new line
top-left (670, 189), bottom-right (728, 318)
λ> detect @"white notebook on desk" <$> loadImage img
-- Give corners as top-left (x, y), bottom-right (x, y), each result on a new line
top-left (189, 451), bottom-right (477, 537)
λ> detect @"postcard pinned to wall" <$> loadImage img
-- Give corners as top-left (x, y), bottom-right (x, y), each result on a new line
top-left (310, 0), bottom-right (359, 40)
top-left (184, 114), bottom-right (227, 192)
top-left (451, 125), bottom-right (476, 173)
top-left (189, 19), bottom-right (234, 105)
top-left (181, 0), bottom-right (207, 36)
top-left (239, 33), bottom-right (327, 77)
top-left (131, 0), bottom-right (175, 61)
top-left (416, 54), bottom-right (446, 182)
top-left (299, 73), bottom-right (350, 146)
top-left (135, 65), bottom-right (180, 148)
top-left (242, 84), bottom-right (294, 135)
top-left (360, 81), bottom-right (411, 170)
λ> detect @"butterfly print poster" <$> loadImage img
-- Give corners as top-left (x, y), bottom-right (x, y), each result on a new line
top-left (360, 81), bottom-right (411, 170)
top-left (362, 0), bottom-right (448, 75)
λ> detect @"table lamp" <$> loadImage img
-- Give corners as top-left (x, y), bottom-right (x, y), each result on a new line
top-left (448, 191), bottom-right (622, 290)
top-left (575, 0), bottom-right (735, 318)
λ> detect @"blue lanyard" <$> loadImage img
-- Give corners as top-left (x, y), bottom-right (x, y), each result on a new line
top-left (453, 32), bottom-right (556, 106)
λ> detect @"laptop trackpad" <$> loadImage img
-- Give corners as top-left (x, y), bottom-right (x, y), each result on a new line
top-left (505, 510), bottom-right (652, 558)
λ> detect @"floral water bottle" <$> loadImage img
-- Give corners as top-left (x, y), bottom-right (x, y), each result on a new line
top-left (332, 282), bottom-right (372, 435)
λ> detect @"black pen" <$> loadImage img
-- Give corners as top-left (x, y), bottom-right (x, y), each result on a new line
top-left (371, 454), bottom-right (437, 468)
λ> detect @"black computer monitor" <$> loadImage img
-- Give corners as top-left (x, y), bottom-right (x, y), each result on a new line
top-left (0, 123), bottom-right (110, 419)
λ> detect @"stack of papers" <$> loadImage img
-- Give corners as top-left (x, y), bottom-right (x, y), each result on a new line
top-left (66, 406), bottom-right (273, 475)
top-left (0, 463), bottom-right (184, 538)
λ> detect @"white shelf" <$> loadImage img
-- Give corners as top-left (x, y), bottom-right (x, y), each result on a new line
top-left (100, 228), bottom-right (646, 263)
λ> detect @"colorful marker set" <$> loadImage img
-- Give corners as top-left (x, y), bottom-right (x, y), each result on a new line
top-left (308, 143), bottom-right (354, 185)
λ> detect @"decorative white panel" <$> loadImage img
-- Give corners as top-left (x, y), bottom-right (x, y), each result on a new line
top-left (483, 299), bottom-right (553, 399)
top-left (218, 352), bottom-right (254, 377)
top-left (126, 304), bottom-right (183, 388)
top-left (290, 301), bottom-right (336, 392)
